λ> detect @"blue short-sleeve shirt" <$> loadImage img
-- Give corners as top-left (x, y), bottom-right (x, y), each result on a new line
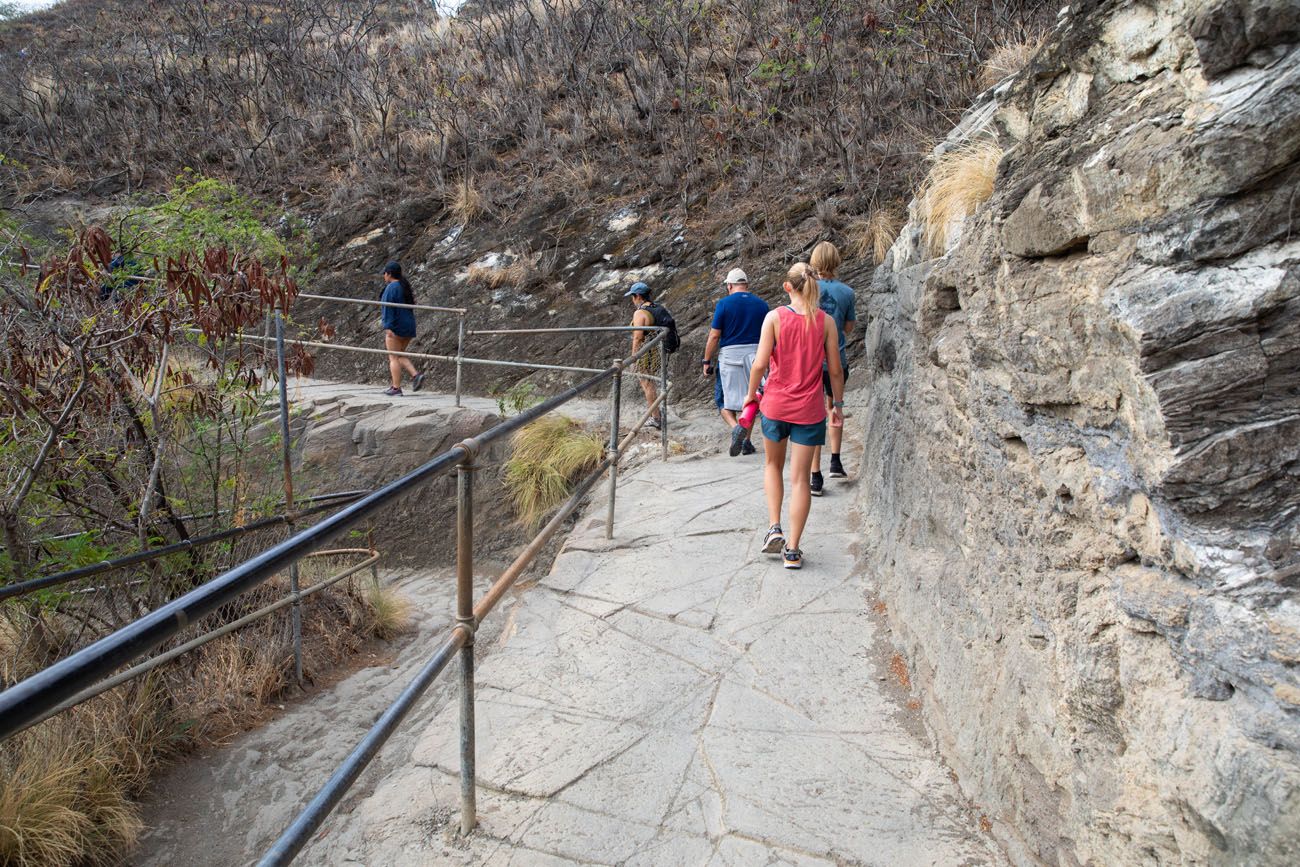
top-left (711, 290), bottom-right (769, 347)
top-left (817, 278), bottom-right (856, 368)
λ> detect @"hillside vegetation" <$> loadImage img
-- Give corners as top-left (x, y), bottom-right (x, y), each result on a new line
top-left (1, 0), bottom-right (1049, 228)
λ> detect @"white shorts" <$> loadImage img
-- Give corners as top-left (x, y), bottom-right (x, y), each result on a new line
top-left (719, 343), bottom-right (759, 412)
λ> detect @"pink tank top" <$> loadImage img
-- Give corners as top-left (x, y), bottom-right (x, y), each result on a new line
top-left (760, 305), bottom-right (828, 425)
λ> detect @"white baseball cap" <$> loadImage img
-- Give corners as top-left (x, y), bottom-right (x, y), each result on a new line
top-left (724, 268), bottom-right (748, 284)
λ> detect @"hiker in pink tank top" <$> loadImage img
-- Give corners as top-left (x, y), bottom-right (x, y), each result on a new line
top-left (741, 262), bottom-right (844, 569)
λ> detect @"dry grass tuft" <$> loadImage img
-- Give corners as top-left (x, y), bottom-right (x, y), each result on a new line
top-left (466, 264), bottom-right (510, 289)
top-left (979, 32), bottom-right (1045, 89)
top-left (450, 181), bottom-right (486, 224)
top-left (0, 680), bottom-right (173, 867)
top-left (917, 139), bottom-right (1003, 258)
top-left (847, 208), bottom-right (903, 265)
top-left (504, 414), bottom-right (604, 529)
top-left (363, 583), bottom-right (412, 640)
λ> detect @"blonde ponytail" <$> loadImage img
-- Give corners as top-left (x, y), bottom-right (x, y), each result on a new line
top-left (786, 261), bottom-right (821, 332)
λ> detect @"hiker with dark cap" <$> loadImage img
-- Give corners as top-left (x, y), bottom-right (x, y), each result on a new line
top-left (701, 267), bottom-right (768, 455)
top-left (379, 261), bottom-right (425, 396)
top-left (626, 280), bottom-right (675, 429)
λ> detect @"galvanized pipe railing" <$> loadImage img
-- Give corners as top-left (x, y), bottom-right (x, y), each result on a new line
top-left (254, 334), bottom-right (667, 865)
top-left (0, 317), bottom-right (671, 865)
top-left (0, 493), bottom-right (367, 604)
top-left (0, 332), bottom-right (653, 737)
top-left (20, 548), bottom-right (380, 734)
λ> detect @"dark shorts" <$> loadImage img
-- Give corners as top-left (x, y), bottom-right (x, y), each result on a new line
top-left (822, 364), bottom-right (849, 397)
top-left (714, 372), bottom-right (724, 409)
top-left (761, 416), bottom-right (827, 447)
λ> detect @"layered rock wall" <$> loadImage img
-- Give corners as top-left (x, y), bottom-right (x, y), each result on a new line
top-left (859, 1), bottom-right (1300, 863)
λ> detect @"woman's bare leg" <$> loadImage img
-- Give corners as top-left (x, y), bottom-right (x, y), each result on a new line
top-left (786, 442), bottom-right (816, 550)
top-left (764, 435), bottom-right (787, 529)
top-left (385, 333), bottom-right (413, 387)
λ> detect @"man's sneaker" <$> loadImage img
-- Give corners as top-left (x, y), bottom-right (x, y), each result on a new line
top-left (828, 456), bottom-right (847, 478)
top-left (810, 472), bottom-right (824, 497)
top-left (741, 439), bottom-right (756, 456)
top-left (729, 424), bottom-right (747, 457)
top-left (383, 386), bottom-right (403, 396)
top-left (783, 545), bottom-right (803, 569)
top-left (411, 372), bottom-right (425, 392)
top-left (647, 414), bottom-right (662, 430)
top-left (762, 524), bottom-right (785, 554)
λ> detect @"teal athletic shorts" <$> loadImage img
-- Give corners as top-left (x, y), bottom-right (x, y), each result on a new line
top-left (760, 416), bottom-right (827, 447)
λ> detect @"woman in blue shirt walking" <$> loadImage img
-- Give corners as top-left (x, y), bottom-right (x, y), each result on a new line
top-left (380, 261), bottom-right (424, 396)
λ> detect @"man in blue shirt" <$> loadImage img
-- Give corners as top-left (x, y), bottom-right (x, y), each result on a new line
top-left (702, 268), bottom-right (769, 454)
top-left (810, 242), bottom-right (857, 494)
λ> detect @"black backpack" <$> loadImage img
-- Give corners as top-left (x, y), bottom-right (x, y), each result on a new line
top-left (640, 301), bottom-right (681, 353)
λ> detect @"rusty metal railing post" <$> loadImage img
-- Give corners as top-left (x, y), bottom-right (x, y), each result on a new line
top-left (367, 526), bottom-right (380, 587)
top-left (274, 312), bottom-right (303, 687)
top-left (455, 314), bottom-right (465, 407)
top-left (605, 366), bottom-right (622, 540)
top-left (455, 455), bottom-right (477, 835)
top-left (659, 336), bottom-right (669, 462)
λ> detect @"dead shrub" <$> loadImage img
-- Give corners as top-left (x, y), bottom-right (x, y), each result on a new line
top-left (450, 181), bottom-right (486, 224)
top-left (848, 208), bottom-right (903, 265)
top-left (979, 32), bottom-right (1046, 89)
top-left (917, 139), bottom-right (1003, 258)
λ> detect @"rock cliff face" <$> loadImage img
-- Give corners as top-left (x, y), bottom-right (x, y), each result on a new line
top-left (859, 0), bottom-right (1300, 863)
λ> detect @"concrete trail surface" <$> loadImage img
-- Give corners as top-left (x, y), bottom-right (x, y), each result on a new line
top-left (307, 432), bottom-right (1004, 865)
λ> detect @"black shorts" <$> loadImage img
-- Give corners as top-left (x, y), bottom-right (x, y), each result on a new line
top-left (822, 365), bottom-right (849, 397)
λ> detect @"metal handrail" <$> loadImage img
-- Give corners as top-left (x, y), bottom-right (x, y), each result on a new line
top-left (295, 292), bottom-right (468, 315)
top-left (18, 547), bottom-right (381, 734)
top-left (0, 493), bottom-right (369, 603)
top-left (0, 332), bottom-right (660, 739)
top-left (0, 307), bottom-right (673, 866)
top-left (260, 343), bottom-right (667, 864)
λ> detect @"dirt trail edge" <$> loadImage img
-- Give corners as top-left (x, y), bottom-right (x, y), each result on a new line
top-left (301, 403), bottom-right (1005, 866)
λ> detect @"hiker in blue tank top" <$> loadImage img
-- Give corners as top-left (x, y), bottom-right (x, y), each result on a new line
top-left (701, 267), bottom-right (769, 454)
top-left (809, 241), bottom-right (856, 495)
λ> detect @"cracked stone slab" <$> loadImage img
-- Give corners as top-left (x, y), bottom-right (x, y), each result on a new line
top-left (302, 441), bottom-right (1005, 865)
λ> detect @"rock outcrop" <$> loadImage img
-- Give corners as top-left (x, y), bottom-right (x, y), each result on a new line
top-left (859, 0), bottom-right (1300, 863)
top-left (284, 386), bottom-right (511, 563)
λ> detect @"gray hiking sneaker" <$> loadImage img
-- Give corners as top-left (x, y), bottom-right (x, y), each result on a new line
top-left (762, 524), bottom-right (785, 555)
top-left (729, 424), bottom-right (748, 457)
top-left (782, 545), bottom-right (803, 569)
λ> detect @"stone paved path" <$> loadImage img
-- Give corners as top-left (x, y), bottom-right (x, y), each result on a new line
top-left (311, 436), bottom-right (1005, 865)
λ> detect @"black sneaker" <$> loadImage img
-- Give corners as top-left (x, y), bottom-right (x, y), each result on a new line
top-left (741, 439), bottom-right (756, 456)
top-left (762, 524), bottom-right (785, 554)
top-left (411, 372), bottom-right (425, 392)
top-left (828, 456), bottom-right (846, 478)
top-left (383, 386), bottom-right (403, 396)
top-left (810, 472), bottom-right (824, 497)
top-left (729, 424), bottom-right (747, 457)
top-left (782, 545), bottom-right (803, 569)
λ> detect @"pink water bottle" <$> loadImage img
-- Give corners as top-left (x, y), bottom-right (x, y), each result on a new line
top-left (738, 400), bottom-right (760, 429)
